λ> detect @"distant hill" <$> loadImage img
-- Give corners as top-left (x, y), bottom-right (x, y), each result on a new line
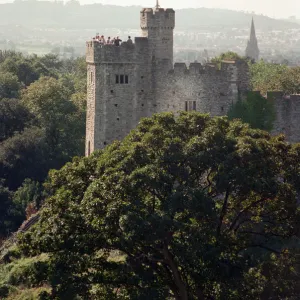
top-left (0, 2), bottom-right (298, 31)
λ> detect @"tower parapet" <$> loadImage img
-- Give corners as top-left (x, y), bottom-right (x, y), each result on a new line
top-left (140, 7), bottom-right (175, 64)
top-left (86, 38), bottom-right (148, 64)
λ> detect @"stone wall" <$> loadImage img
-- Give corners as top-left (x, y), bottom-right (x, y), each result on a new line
top-left (140, 8), bottom-right (175, 64)
top-left (269, 92), bottom-right (300, 143)
top-left (154, 60), bottom-right (241, 117)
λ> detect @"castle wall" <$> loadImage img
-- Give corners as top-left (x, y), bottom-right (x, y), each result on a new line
top-left (269, 92), bottom-right (300, 143)
top-left (86, 63), bottom-right (96, 155)
top-left (153, 61), bottom-right (240, 116)
top-left (86, 38), bottom-right (156, 152)
top-left (85, 6), bottom-right (257, 156)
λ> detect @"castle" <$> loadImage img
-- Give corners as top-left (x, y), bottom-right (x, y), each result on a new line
top-left (85, 2), bottom-right (297, 156)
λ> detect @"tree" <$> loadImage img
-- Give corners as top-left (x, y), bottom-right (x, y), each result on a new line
top-left (19, 113), bottom-right (300, 299)
top-left (12, 179), bottom-right (44, 220)
top-left (0, 98), bottom-right (34, 142)
top-left (0, 127), bottom-right (49, 190)
top-left (280, 66), bottom-right (300, 94)
top-left (250, 60), bottom-right (288, 95)
top-left (21, 76), bottom-right (85, 162)
top-left (0, 57), bottom-right (40, 86)
top-left (211, 51), bottom-right (246, 69)
top-left (227, 92), bottom-right (276, 131)
top-left (0, 181), bottom-right (14, 237)
top-left (0, 72), bottom-right (22, 99)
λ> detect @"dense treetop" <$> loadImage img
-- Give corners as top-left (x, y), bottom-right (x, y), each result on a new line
top-left (16, 113), bottom-right (300, 299)
top-left (0, 51), bottom-right (86, 237)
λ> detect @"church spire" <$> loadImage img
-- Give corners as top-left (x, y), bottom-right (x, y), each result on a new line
top-left (250, 17), bottom-right (256, 40)
top-left (245, 17), bottom-right (260, 62)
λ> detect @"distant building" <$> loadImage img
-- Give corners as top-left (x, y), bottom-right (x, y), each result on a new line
top-left (86, 3), bottom-right (300, 155)
top-left (85, 1), bottom-right (249, 155)
top-left (245, 18), bottom-right (260, 62)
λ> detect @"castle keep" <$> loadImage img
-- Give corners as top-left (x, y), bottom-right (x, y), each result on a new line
top-left (85, 3), bottom-right (250, 156)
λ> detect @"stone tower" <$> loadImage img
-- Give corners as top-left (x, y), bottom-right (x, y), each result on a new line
top-left (245, 18), bottom-right (260, 62)
top-left (85, 3), bottom-right (250, 156)
top-left (140, 1), bottom-right (175, 65)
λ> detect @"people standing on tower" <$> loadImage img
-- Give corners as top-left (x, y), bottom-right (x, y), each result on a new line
top-left (107, 37), bottom-right (111, 44)
top-left (114, 36), bottom-right (122, 46)
top-left (127, 36), bottom-right (133, 44)
top-left (100, 35), bottom-right (106, 45)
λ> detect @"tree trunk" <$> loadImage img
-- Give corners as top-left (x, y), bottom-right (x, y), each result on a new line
top-left (163, 243), bottom-right (189, 300)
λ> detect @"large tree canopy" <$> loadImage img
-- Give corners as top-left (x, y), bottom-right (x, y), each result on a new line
top-left (19, 113), bottom-right (300, 299)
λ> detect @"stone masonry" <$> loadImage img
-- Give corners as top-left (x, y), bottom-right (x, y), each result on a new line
top-left (85, 4), bottom-right (252, 156)
top-left (269, 92), bottom-right (300, 143)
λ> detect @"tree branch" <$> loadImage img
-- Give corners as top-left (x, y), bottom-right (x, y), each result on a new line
top-left (217, 187), bottom-right (230, 235)
top-left (162, 240), bottom-right (189, 300)
top-left (229, 198), bottom-right (269, 231)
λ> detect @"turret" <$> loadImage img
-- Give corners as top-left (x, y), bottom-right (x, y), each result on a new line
top-left (140, 3), bottom-right (175, 64)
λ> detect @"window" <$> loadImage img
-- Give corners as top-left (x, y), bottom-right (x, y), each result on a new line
top-left (90, 71), bottom-right (94, 84)
top-left (185, 101), bottom-right (197, 112)
top-left (87, 141), bottom-right (91, 156)
top-left (115, 74), bottom-right (129, 84)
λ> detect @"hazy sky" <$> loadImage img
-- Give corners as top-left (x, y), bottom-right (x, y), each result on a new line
top-left (84, 0), bottom-right (300, 18)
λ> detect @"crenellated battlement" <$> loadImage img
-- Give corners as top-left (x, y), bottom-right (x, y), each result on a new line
top-left (140, 7), bottom-right (175, 29)
top-left (156, 61), bottom-right (239, 78)
top-left (86, 38), bottom-right (149, 64)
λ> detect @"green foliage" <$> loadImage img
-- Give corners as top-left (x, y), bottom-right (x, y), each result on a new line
top-left (211, 51), bottom-right (245, 69)
top-left (0, 53), bottom-right (87, 237)
top-left (0, 181), bottom-right (14, 237)
top-left (18, 113), bottom-right (300, 299)
top-left (0, 72), bottom-right (22, 99)
top-left (0, 55), bottom-right (56, 87)
top-left (250, 60), bottom-right (300, 95)
top-left (211, 51), bottom-right (242, 62)
top-left (12, 179), bottom-right (44, 221)
top-left (227, 92), bottom-right (276, 131)
top-left (6, 287), bottom-right (51, 300)
top-left (0, 98), bottom-right (34, 142)
top-left (0, 254), bottom-right (49, 289)
top-left (0, 127), bottom-right (49, 190)
top-left (250, 60), bottom-right (288, 95)
top-left (21, 76), bottom-right (85, 160)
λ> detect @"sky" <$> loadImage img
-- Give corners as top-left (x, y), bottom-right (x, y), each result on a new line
top-left (82, 0), bottom-right (300, 19)
top-left (0, 0), bottom-right (298, 19)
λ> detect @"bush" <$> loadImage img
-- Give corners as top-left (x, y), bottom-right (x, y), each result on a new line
top-left (0, 255), bottom-right (49, 288)
top-left (0, 284), bottom-right (10, 298)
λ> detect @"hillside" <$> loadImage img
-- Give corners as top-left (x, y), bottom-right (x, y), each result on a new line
top-left (0, 2), bottom-right (298, 30)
